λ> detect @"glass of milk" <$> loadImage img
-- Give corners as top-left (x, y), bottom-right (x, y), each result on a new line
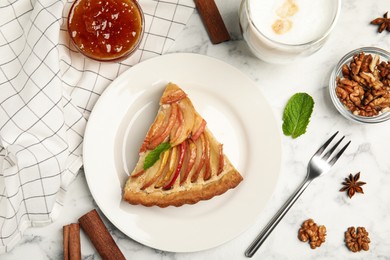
top-left (239, 0), bottom-right (341, 64)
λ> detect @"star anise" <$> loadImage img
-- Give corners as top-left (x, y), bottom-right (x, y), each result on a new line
top-left (371, 12), bottom-right (390, 33)
top-left (340, 172), bottom-right (366, 198)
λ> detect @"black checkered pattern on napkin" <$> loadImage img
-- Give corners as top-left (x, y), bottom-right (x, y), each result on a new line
top-left (0, 0), bottom-right (194, 253)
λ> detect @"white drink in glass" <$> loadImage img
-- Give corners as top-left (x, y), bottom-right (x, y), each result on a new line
top-left (239, 0), bottom-right (340, 64)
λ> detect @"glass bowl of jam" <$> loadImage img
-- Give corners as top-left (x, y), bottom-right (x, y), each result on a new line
top-left (68, 0), bottom-right (144, 62)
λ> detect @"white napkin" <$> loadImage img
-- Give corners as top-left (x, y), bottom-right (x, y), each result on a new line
top-left (0, 0), bottom-right (195, 253)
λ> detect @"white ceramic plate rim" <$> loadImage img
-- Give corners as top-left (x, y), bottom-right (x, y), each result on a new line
top-left (83, 53), bottom-right (281, 253)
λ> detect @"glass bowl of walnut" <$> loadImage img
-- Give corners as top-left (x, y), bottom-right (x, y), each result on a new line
top-left (329, 47), bottom-right (390, 123)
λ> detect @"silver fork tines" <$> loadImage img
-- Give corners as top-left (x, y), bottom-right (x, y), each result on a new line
top-left (322, 135), bottom-right (344, 160)
top-left (245, 132), bottom-right (350, 258)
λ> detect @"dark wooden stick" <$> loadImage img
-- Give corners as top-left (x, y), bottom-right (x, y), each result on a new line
top-left (194, 0), bottom-right (230, 44)
top-left (79, 209), bottom-right (125, 260)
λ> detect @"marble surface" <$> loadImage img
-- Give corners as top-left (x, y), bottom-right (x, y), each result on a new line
top-left (3, 0), bottom-right (390, 259)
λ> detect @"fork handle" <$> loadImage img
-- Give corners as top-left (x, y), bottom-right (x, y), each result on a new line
top-left (245, 178), bottom-right (312, 258)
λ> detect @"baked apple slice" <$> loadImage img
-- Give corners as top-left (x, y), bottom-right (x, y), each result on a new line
top-left (123, 83), bottom-right (243, 207)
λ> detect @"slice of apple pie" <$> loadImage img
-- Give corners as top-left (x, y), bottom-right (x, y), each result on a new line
top-left (123, 83), bottom-right (243, 207)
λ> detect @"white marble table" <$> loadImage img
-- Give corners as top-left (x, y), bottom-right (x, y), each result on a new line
top-left (3, 0), bottom-right (390, 259)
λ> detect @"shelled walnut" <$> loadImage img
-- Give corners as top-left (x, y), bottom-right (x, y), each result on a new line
top-left (335, 52), bottom-right (390, 117)
top-left (345, 226), bottom-right (370, 252)
top-left (298, 219), bottom-right (327, 249)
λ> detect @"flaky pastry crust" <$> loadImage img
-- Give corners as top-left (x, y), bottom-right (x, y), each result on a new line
top-left (123, 167), bottom-right (242, 207)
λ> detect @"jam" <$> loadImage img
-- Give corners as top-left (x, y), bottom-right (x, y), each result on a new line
top-left (68, 0), bottom-right (143, 61)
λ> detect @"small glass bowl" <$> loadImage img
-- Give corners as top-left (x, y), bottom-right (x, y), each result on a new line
top-left (329, 47), bottom-right (390, 124)
top-left (67, 0), bottom-right (145, 62)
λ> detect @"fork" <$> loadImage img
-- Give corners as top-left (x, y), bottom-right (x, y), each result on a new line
top-left (245, 131), bottom-right (350, 258)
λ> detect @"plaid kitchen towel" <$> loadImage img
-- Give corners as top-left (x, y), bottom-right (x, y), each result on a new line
top-left (0, 0), bottom-right (195, 253)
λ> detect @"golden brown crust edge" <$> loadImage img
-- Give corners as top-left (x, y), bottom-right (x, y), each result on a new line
top-left (123, 168), bottom-right (243, 208)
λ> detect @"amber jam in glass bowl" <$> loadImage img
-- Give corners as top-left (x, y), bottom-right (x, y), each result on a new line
top-left (68, 0), bottom-right (144, 61)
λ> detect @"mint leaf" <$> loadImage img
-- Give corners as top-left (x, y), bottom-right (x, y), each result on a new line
top-left (282, 93), bottom-right (314, 139)
top-left (143, 142), bottom-right (171, 170)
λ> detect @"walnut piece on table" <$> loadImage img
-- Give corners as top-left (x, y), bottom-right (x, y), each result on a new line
top-left (335, 52), bottom-right (390, 117)
top-left (345, 226), bottom-right (371, 252)
top-left (298, 219), bottom-right (327, 249)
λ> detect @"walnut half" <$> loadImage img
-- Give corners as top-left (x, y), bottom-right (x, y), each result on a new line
top-left (298, 219), bottom-right (327, 249)
top-left (345, 226), bottom-right (370, 252)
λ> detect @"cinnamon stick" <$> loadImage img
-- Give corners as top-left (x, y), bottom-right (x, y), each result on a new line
top-left (194, 0), bottom-right (230, 44)
top-left (63, 225), bottom-right (70, 260)
top-left (69, 224), bottom-right (81, 260)
top-left (79, 209), bottom-right (125, 260)
top-left (63, 223), bottom-right (81, 260)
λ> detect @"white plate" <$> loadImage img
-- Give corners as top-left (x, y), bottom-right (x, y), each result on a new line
top-left (83, 53), bottom-right (281, 253)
